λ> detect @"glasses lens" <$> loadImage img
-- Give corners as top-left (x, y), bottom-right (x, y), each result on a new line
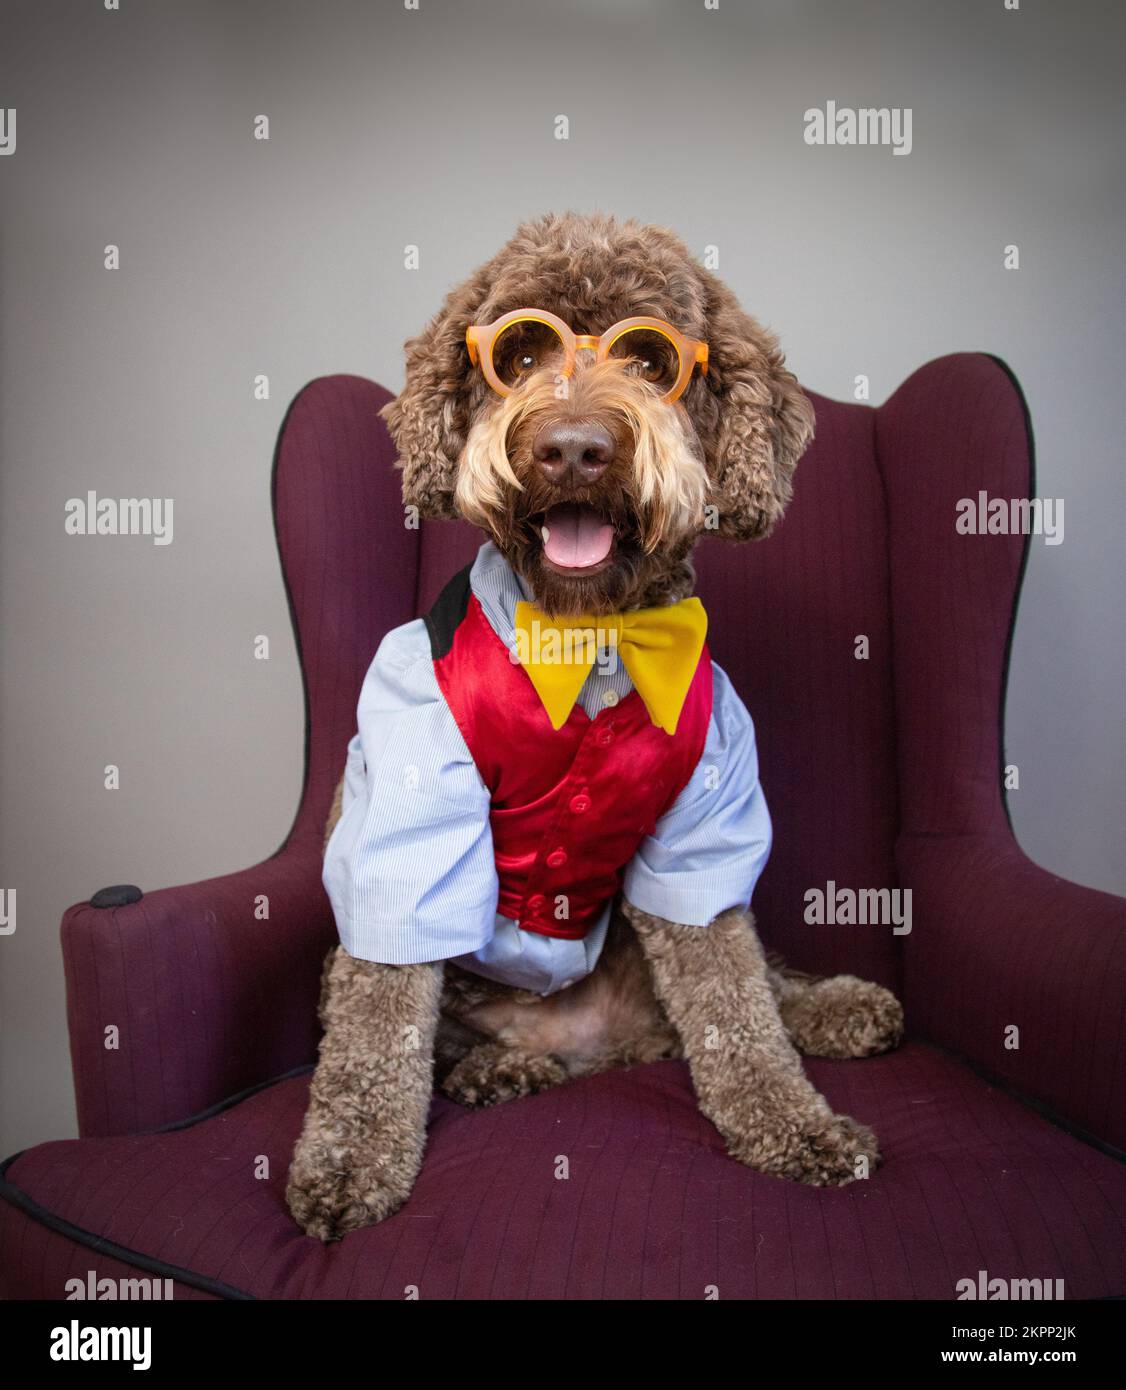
top-left (491, 319), bottom-right (566, 388)
top-left (606, 327), bottom-right (683, 395)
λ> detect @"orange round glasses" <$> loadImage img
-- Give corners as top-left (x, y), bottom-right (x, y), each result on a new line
top-left (466, 308), bottom-right (709, 404)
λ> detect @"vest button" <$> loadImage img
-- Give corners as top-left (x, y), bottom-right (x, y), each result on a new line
top-left (526, 894), bottom-right (546, 913)
top-left (569, 794), bottom-right (591, 814)
top-left (595, 727), bottom-right (614, 746)
top-left (546, 848), bottom-right (568, 868)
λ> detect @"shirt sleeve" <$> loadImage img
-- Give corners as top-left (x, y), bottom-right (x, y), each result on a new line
top-left (322, 618), bottom-right (499, 964)
top-left (621, 661), bottom-right (772, 927)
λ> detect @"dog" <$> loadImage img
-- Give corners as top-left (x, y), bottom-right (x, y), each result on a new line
top-left (286, 212), bottom-right (904, 1242)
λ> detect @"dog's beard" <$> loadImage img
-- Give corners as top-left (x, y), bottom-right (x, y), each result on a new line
top-left (456, 362), bottom-right (707, 617)
top-left (513, 486), bottom-right (647, 619)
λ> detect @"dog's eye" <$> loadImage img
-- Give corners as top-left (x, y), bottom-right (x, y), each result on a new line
top-left (498, 349), bottom-right (538, 383)
top-left (493, 320), bottom-right (565, 388)
top-left (608, 329), bottom-right (681, 393)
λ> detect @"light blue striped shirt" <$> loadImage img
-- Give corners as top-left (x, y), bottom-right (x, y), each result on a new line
top-left (323, 542), bottom-right (772, 995)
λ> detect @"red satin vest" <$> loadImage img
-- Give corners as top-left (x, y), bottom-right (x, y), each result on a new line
top-left (426, 566), bottom-right (713, 940)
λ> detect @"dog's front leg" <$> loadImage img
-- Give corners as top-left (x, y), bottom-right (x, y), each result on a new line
top-left (623, 902), bottom-right (879, 1186)
top-left (286, 946), bottom-right (443, 1241)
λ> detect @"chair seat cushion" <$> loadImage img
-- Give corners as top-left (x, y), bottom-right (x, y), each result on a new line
top-left (2, 1042), bottom-right (1123, 1300)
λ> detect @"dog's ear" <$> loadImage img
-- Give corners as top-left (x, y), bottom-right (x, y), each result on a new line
top-left (696, 269), bottom-right (815, 540)
top-left (380, 270), bottom-right (489, 519)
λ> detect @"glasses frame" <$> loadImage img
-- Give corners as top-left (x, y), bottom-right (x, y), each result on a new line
top-left (466, 307), bottom-right (709, 403)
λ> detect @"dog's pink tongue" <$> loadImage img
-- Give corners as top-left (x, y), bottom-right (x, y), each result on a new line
top-left (542, 504), bottom-right (614, 568)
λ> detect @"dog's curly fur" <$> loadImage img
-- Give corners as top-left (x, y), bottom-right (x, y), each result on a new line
top-left (286, 213), bottom-right (904, 1240)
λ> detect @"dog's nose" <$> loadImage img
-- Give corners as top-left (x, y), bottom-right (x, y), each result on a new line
top-left (532, 421), bottom-right (615, 486)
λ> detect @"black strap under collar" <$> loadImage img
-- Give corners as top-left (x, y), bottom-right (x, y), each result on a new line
top-left (423, 564), bottom-right (473, 661)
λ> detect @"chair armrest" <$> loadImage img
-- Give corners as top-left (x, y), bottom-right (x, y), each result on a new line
top-left (62, 844), bottom-right (334, 1137)
top-left (899, 830), bottom-right (1126, 1151)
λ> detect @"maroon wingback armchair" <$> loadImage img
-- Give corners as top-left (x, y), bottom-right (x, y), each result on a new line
top-left (3, 356), bottom-right (1123, 1299)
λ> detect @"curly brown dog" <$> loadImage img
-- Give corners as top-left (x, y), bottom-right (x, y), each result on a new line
top-left (287, 212), bottom-right (903, 1241)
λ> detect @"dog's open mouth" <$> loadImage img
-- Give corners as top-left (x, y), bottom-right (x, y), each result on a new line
top-left (539, 502), bottom-right (616, 573)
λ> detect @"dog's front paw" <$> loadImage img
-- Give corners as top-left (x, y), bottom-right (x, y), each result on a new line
top-left (286, 1107), bottom-right (422, 1241)
top-left (781, 1112), bottom-right (880, 1186)
top-left (286, 1150), bottom-right (413, 1242)
top-left (724, 1108), bottom-right (880, 1187)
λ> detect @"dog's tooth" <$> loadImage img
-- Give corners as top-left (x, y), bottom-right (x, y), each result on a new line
top-left (541, 525), bottom-right (551, 543)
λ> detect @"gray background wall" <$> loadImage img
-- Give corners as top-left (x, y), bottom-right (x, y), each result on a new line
top-left (2, 0), bottom-right (1123, 1154)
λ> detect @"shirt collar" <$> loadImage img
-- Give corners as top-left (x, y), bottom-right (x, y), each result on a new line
top-left (468, 542), bottom-right (535, 655)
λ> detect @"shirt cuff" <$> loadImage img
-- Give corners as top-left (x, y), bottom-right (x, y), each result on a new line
top-left (331, 895), bottom-right (499, 966)
top-left (620, 864), bottom-right (751, 928)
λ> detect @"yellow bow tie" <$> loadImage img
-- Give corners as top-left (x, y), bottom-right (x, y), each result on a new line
top-left (512, 597), bottom-right (708, 734)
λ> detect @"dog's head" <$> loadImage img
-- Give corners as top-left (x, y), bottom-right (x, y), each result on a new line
top-left (382, 212), bottom-right (814, 617)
